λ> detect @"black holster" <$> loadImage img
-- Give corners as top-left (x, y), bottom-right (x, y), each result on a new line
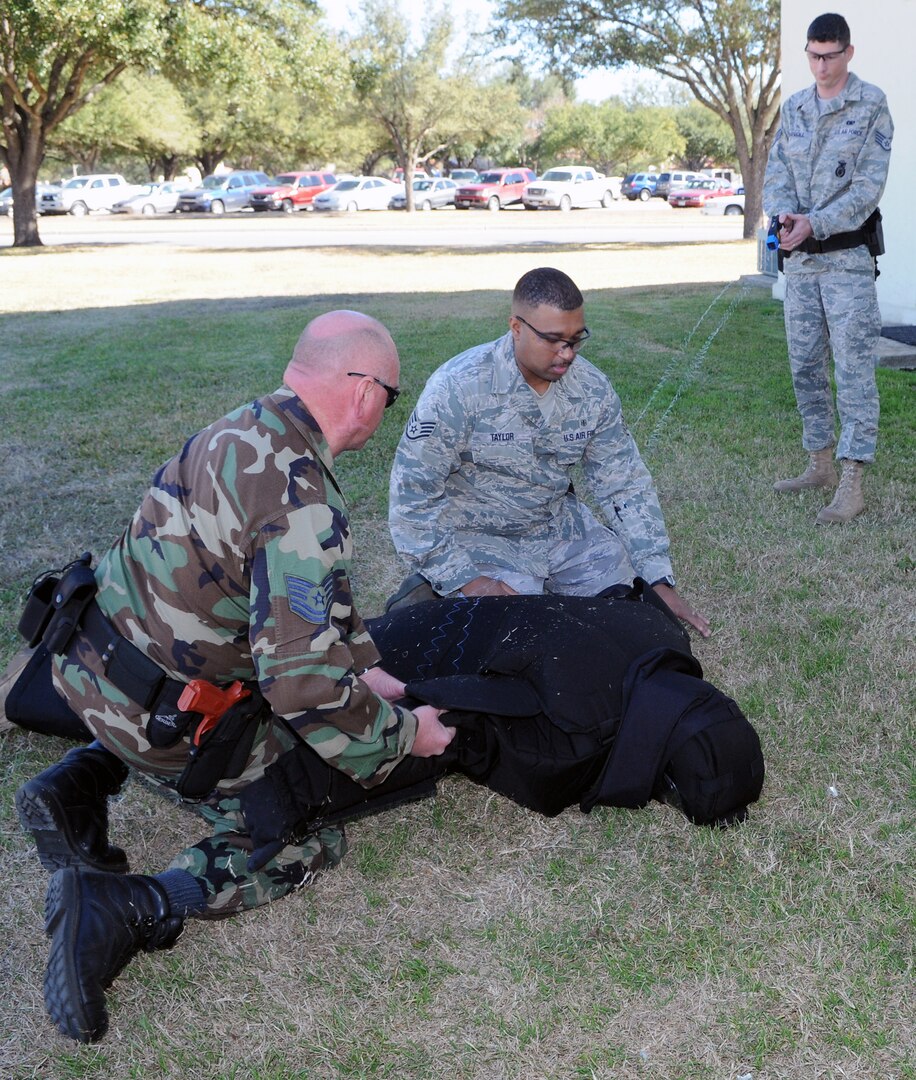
top-left (239, 726), bottom-right (449, 871)
top-left (175, 686), bottom-right (270, 801)
top-left (18, 553), bottom-right (97, 655)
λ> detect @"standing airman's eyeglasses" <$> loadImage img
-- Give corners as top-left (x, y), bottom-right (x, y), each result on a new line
top-left (514, 315), bottom-right (591, 352)
top-left (347, 372), bottom-right (401, 408)
top-left (804, 46), bottom-right (848, 63)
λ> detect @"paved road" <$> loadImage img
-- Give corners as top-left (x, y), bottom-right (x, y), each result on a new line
top-left (2, 201), bottom-right (748, 250)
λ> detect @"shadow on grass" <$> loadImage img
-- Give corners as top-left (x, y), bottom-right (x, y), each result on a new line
top-left (0, 278), bottom-right (760, 326)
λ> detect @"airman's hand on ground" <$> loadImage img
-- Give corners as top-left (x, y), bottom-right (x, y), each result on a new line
top-left (651, 583), bottom-right (711, 638)
top-left (460, 575), bottom-right (518, 597)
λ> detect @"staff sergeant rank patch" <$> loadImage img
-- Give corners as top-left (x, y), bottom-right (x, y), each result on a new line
top-left (406, 411), bottom-right (437, 441)
top-left (287, 573), bottom-right (334, 626)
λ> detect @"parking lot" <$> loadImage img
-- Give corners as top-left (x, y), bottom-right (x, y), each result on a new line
top-left (1, 198), bottom-right (748, 250)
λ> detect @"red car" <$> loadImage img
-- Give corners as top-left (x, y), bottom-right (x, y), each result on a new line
top-left (455, 167), bottom-right (537, 211)
top-left (667, 178), bottom-right (735, 208)
top-left (249, 171), bottom-right (337, 213)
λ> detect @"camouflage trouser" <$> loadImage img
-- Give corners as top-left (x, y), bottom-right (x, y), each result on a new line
top-left (447, 495), bottom-right (638, 597)
top-left (782, 263), bottom-right (881, 462)
top-left (161, 785), bottom-right (346, 920)
top-left (54, 644), bottom-right (346, 920)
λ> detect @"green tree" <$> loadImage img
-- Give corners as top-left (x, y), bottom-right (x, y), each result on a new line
top-left (537, 100), bottom-right (683, 174)
top-left (0, 0), bottom-right (336, 245)
top-left (172, 5), bottom-right (343, 178)
top-left (0, 0), bottom-right (167, 246)
top-left (349, 1), bottom-right (467, 210)
top-left (441, 72), bottom-right (529, 171)
top-left (49, 71), bottom-right (196, 179)
top-left (618, 104), bottom-right (684, 172)
top-left (494, 0), bottom-right (780, 236)
top-left (675, 101), bottom-right (736, 171)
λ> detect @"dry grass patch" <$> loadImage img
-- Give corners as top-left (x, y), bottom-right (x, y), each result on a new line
top-left (0, 242), bottom-right (912, 1080)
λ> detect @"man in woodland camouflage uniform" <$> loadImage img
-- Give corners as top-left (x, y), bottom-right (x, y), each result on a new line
top-left (16, 311), bottom-right (453, 1044)
top-left (764, 12), bottom-right (893, 523)
top-left (388, 267), bottom-right (710, 637)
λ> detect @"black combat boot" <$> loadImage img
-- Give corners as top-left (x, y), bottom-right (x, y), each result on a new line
top-left (16, 743), bottom-right (130, 873)
top-left (43, 868), bottom-right (185, 1043)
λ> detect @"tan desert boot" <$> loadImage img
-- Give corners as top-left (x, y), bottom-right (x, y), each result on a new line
top-left (774, 447), bottom-right (838, 492)
top-left (816, 460), bottom-right (866, 524)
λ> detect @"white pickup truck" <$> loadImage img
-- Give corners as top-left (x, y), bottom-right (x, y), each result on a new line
top-left (522, 166), bottom-right (619, 211)
top-left (40, 174), bottom-right (143, 216)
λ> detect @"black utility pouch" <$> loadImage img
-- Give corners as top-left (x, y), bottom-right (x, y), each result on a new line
top-left (18, 573), bottom-right (61, 647)
top-left (104, 635), bottom-right (168, 710)
top-left (863, 207), bottom-right (884, 257)
top-left (175, 688), bottom-right (269, 801)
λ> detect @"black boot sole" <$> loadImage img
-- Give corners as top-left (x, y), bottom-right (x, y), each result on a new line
top-left (16, 778), bottom-right (129, 874)
top-left (44, 869), bottom-right (108, 1044)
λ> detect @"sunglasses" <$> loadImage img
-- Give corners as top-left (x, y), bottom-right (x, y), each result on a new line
top-left (347, 371), bottom-right (401, 408)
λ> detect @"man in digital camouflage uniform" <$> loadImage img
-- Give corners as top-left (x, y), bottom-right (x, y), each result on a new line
top-left (16, 310), bottom-right (453, 1044)
top-left (388, 266), bottom-right (710, 637)
top-left (764, 12), bottom-right (893, 523)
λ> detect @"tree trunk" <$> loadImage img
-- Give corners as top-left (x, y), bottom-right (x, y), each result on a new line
top-left (157, 154), bottom-right (180, 181)
top-left (6, 124), bottom-right (45, 248)
top-left (741, 150), bottom-right (769, 239)
top-left (197, 149), bottom-right (225, 177)
top-left (401, 148), bottom-right (414, 213)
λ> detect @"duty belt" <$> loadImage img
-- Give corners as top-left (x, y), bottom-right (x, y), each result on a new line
top-left (19, 555), bottom-right (267, 801)
top-left (793, 227), bottom-right (868, 255)
top-left (18, 554), bottom-right (183, 711)
top-left (79, 600), bottom-right (185, 711)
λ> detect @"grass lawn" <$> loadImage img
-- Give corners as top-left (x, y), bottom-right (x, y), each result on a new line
top-left (0, 238), bottom-right (913, 1080)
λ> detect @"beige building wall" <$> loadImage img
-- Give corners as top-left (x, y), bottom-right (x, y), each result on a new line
top-left (778, 1), bottom-right (915, 323)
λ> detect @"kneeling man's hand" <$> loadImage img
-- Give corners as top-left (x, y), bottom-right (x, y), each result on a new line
top-left (359, 665), bottom-right (407, 703)
top-left (410, 705), bottom-right (456, 757)
top-left (652, 583), bottom-right (711, 638)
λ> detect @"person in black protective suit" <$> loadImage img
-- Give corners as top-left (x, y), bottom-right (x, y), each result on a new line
top-left (13, 585), bottom-right (764, 856)
top-left (236, 588), bottom-right (764, 865)
top-left (11, 588), bottom-right (763, 1039)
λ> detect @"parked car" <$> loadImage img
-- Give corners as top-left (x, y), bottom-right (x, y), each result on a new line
top-left (111, 181), bottom-right (189, 215)
top-left (448, 168), bottom-right (479, 183)
top-left (667, 178), bottom-right (736, 208)
top-left (620, 172), bottom-right (659, 201)
top-left (654, 170), bottom-right (704, 199)
top-left (0, 183), bottom-right (58, 216)
top-left (522, 166), bottom-right (619, 211)
top-left (392, 168), bottom-right (430, 184)
top-left (249, 171), bottom-right (337, 213)
top-left (605, 176), bottom-right (624, 200)
top-left (454, 167), bottom-right (537, 211)
top-left (40, 174), bottom-right (143, 215)
top-left (312, 176), bottom-right (401, 212)
top-left (176, 171), bottom-right (270, 214)
top-left (389, 177), bottom-right (457, 210)
top-left (701, 187), bottom-right (746, 216)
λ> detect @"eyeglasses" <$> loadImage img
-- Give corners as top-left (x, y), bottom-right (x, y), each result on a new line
top-left (347, 372), bottom-right (400, 408)
top-left (514, 315), bottom-right (591, 352)
top-left (805, 46), bottom-right (848, 63)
